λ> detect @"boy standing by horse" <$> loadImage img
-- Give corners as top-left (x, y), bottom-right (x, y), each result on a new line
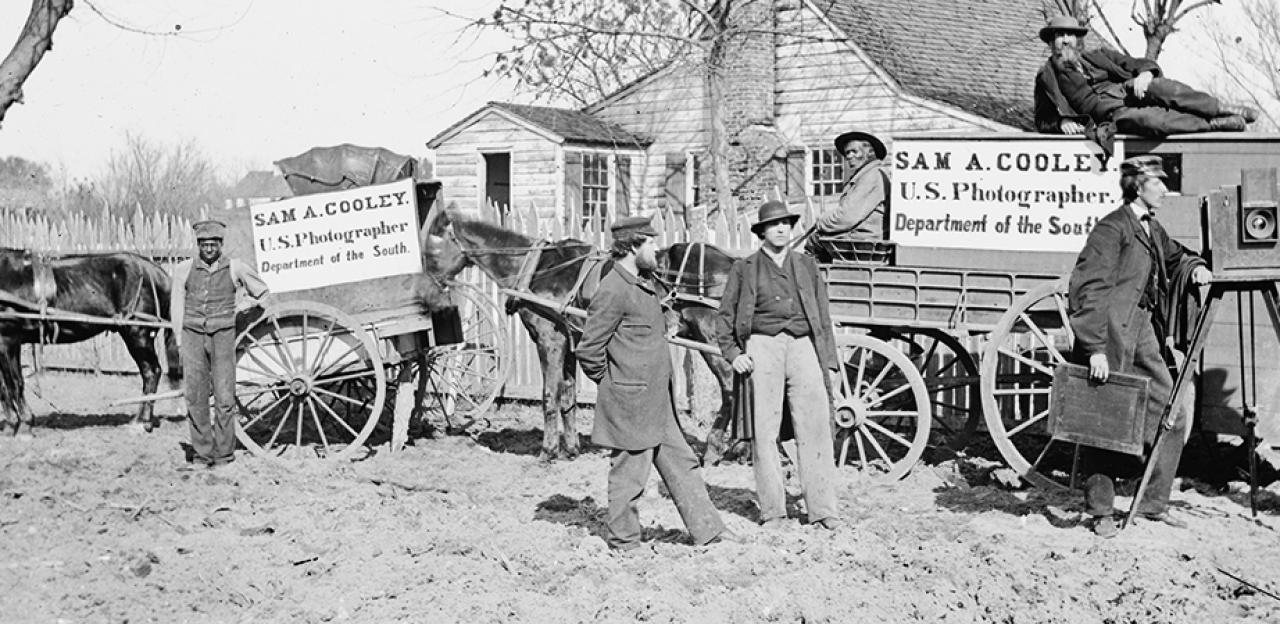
top-left (575, 216), bottom-right (738, 550)
top-left (170, 220), bottom-right (269, 468)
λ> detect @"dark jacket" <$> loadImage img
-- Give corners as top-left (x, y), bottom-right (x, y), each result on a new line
top-left (1034, 49), bottom-right (1161, 133)
top-left (1068, 204), bottom-right (1204, 367)
top-left (715, 250), bottom-right (838, 372)
top-left (575, 264), bottom-right (677, 451)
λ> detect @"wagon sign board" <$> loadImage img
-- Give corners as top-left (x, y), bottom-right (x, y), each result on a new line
top-left (249, 178), bottom-right (422, 293)
top-left (889, 138), bottom-right (1123, 252)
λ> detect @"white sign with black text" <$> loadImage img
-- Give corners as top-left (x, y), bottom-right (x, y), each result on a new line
top-left (249, 178), bottom-right (421, 293)
top-left (889, 138), bottom-right (1124, 252)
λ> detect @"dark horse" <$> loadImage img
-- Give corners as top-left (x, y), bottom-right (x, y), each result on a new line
top-left (418, 206), bottom-right (742, 462)
top-left (0, 249), bottom-right (179, 433)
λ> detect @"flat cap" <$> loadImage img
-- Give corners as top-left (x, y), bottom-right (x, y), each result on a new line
top-left (610, 215), bottom-right (659, 238)
top-left (1119, 155), bottom-right (1167, 179)
top-left (193, 219), bottom-right (228, 240)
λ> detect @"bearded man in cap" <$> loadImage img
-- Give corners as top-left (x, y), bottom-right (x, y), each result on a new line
top-left (1035, 14), bottom-right (1255, 148)
top-left (575, 215), bottom-right (737, 550)
top-left (816, 130), bottom-right (889, 238)
top-left (171, 220), bottom-right (269, 468)
top-left (717, 201), bottom-right (843, 531)
top-left (1068, 155), bottom-right (1211, 537)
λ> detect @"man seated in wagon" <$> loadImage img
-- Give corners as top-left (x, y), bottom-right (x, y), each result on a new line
top-left (814, 130), bottom-right (890, 240)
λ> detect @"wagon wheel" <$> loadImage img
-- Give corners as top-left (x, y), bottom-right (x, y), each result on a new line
top-left (832, 334), bottom-right (932, 480)
top-left (234, 301), bottom-right (385, 460)
top-left (979, 276), bottom-right (1076, 490)
top-left (875, 327), bottom-right (981, 452)
top-left (419, 282), bottom-right (508, 433)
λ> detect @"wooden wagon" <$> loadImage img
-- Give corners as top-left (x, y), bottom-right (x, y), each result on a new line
top-left (801, 132), bottom-right (1280, 487)
top-left (216, 175), bottom-right (507, 460)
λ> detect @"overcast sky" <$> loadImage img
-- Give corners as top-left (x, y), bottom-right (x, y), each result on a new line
top-left (0, 0), bottom-right (1250, 180)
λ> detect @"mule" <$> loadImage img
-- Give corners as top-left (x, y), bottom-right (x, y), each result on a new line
top-left (418, 205), bottom-right (747, 462)
top-left (0, 248), bottom-right (179, 433)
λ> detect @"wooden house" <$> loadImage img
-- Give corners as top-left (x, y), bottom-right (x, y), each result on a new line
top-left (427, 0), bottom-right (1048, 227)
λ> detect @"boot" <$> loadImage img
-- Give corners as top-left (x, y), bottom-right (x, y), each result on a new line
top-left (1219, 105), bottom-right (1258, 123)
top-left (1084, 121), bottom-right (1116, 157)
top-left (1209, 115), bottom-right (1248, 132)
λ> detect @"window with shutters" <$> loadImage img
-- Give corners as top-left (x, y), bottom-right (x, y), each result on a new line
top-left (810, 148), bottom-right (844, 196)
top-left (687, 153), bottom-right (704, 207)
top-left (582, 153), bottom-right (609, 229)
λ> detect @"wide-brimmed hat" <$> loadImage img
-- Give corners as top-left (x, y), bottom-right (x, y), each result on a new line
top-left (833, 131), bottom-right (887, 160)
top-left (610, 215), bottom-right (659, 238)
top-left (1039, 15), bottom-right (1088, 43)
top-left (751, 200), bottom-right (800, 233)
top-left (1119, 155), bottom-right (1167, 179)
top-left (193, 219), bottom-right (227, 241)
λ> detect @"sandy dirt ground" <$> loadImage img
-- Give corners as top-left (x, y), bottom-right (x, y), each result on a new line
top-left (3, 372), bottom-right (1280, 624)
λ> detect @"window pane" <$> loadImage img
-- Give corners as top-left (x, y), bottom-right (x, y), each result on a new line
top-left (810, 148), bottom-right (844, 197)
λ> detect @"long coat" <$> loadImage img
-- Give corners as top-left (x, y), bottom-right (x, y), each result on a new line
top-left (715, 250), bottom-right (838, 372)
top-left (1067, 204), bottom-right (1203, 367)
top-left (575, 265), bottom-right (677, 451)
top-left (1034, 49), bottom-right (1161, 133)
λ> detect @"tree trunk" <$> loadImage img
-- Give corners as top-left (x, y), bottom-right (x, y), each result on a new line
top-left (0, 0), bottom-right (74, 126)
top-left (708, 69), bottom-right (733, 222)
top-left (1143, 24), bottom-right (1174, 60)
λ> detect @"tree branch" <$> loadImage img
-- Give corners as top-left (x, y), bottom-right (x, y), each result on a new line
top-left (0, 0), bottom-right (74, 127)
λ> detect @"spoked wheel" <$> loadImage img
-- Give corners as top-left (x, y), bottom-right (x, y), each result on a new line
top-left (875, 327), bottom-right (981, 452)
top-left (234, 301), bottom-right (385, 461)
top-left (979, 276), bottom-right (1076, 489)
top-left (832, 334), bottom-right (932, 480)
top-left (419, 282), bottom-right (508, 432)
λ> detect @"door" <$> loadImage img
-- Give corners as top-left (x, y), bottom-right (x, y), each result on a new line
top-left (483, 152), bottom-right (511, 225)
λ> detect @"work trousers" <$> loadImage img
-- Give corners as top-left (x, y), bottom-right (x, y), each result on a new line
top-left (746, 333), bottom-right (840, 524)
top-left (182, 326), bottom-right (238, 464)
top-left (1111, 77), bottom-right (1226, 135)
top-left (1084, 309), bottom-right (1188, 517)
top-left (606, 410), bottom-right (726, 549)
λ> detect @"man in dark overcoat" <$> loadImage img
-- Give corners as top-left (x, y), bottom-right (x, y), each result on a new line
top-left (575, 216), bottom-right (735, 550)
top-left (717, 200), bottom-right (843, 531)
top-left (1034, 15), bottom-right (1255, 145)
top-left (1068, 155), bottom-right (1211, 537)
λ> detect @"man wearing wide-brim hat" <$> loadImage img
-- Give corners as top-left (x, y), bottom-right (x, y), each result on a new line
top-left (1034, 14), bottom-right (1255, 143)
top-left (170, 219), bottom-right (269, 469)
top-left (715, 200), bottom-right (844, 531)
top-left (815, 130), bottom-right (889, 238)
top-left (1066, 155), bottom-right (1211, 537)
top-left (576, 215), bottom-right (739, 550)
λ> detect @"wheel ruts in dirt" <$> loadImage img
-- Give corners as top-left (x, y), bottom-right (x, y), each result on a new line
top-left (979, 276), bottom-right (1076, 490)
top-left (419, 282), bottom-right (509, 432)
top-left (233, 301), bottom-right (385, 460)
top-left (876, 327), bottom-right (981, 452)
top-left (831, 334), bottom-right (932, 480)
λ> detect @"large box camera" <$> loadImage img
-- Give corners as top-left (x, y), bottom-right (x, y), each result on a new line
top-left (1204, 168), bottom-right (1280, 280)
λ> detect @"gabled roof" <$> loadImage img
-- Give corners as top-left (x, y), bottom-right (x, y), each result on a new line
top-left (427, 101), bottom-right (652, 150)
top-left (817, 0), bottom-right (1047, 130)
top-left (229, 171), bottom-right (291, 199)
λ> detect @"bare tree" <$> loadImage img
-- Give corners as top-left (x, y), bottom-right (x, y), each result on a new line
top-left (1130, 0), bottom-right (1223, 59)
top-left (0, 0), bottom-right (74, 127)
top-left (98, 132), bottom-right (229, 220)
top-left (1207, 0), bottom-right (1279, 130)
top-left (461, 0), bottom-right (831, 218)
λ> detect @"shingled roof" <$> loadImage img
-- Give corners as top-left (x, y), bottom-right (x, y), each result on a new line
top-left (817, 0), bottom-right (1047, 130)
top-left (427, 101), bottom-right (651, 149)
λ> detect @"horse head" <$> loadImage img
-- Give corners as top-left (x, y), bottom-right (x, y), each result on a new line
top-left (418, 195), bottom-right (471, 312)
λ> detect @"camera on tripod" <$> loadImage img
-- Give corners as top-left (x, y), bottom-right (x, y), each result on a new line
top-left (1204, 168), bottom-right (1280, 280)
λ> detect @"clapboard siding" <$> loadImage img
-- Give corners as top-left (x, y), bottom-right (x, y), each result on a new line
top-left (773, 1), bottom-right (1007, 146)
top-left (433, 113), bottom-right (561, 216)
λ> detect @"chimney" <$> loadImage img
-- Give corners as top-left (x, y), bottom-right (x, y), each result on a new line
top-left (722, 0), bottom-right (779, 210)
